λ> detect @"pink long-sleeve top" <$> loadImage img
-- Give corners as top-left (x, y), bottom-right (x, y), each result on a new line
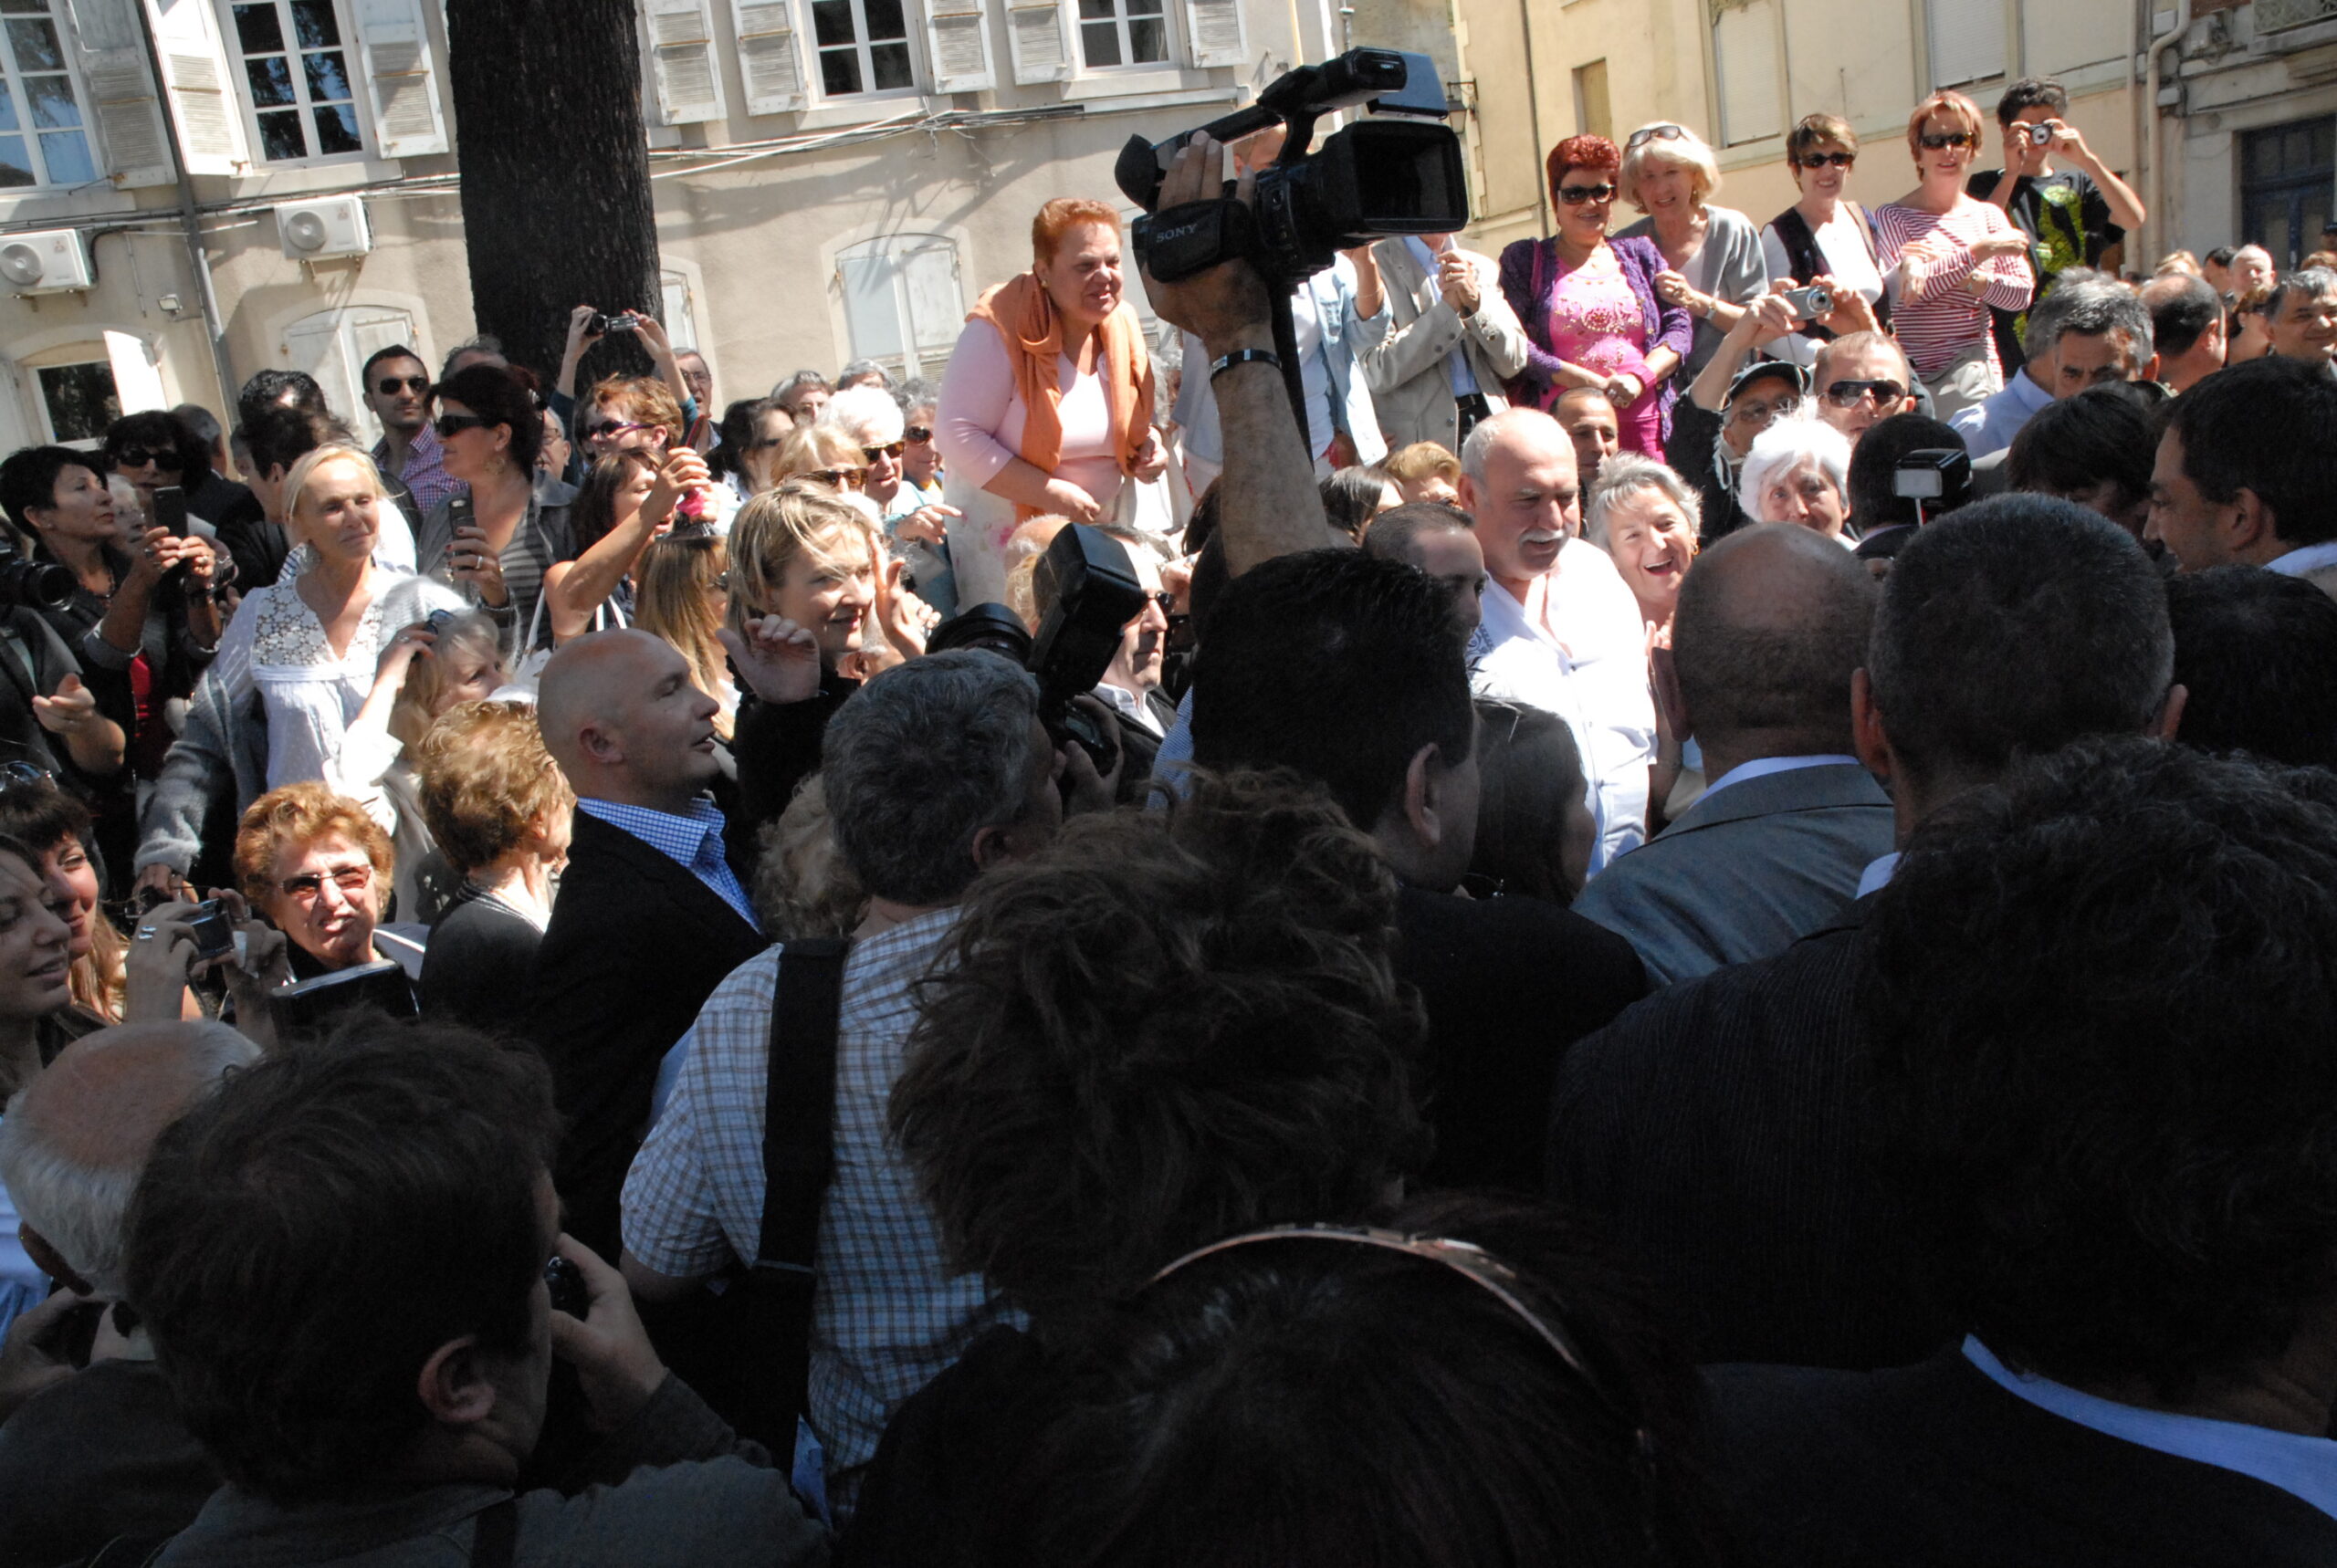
top-left (1873, 196), bottom-right (2035, 381)
top-left (937, 317), bottom-right (1125, 512)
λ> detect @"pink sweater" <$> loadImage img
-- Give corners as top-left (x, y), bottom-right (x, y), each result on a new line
top-left (937, 318), bottom-right (1125, 510)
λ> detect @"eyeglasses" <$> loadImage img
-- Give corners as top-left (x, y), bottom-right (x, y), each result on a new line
top-left (861, 442), bottom-right (905, 462)
top-left (1917, 131), bottom-right (1975, 150)
top-left (904, 425), bottom-right (933, 444)
top-left (1728, 392), bottom-right (1802, 423)
top-left (1625, 123), bottom-right (1687, 150)
top-left (0, 761), bottom-right (53, 794)
top-left (278, 862), bottom-right (373, 902)
top-left (1796, 151), bottom-right (1856, 169)
top-left (112, 447), bottom-right (183, 471)
top-left (1823, 378), bottom-right (1908, 408)
top-left (807, 466), bottom-right (868, 490)
top-left (433, 413), bottom-right (488, 439)
top-left (1557, 183), bottom-right (1616, 205)
top-left (375, 375), bottom-right (429, 395)
top-left (582, 420), bottom-right (648, 443)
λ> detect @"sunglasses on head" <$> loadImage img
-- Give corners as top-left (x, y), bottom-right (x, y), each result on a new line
top-left (1918, 131), bottom-right (1975, 150)
top-left (862, 442), bottom-right (905, 462)
top-left (904, 425), bottom-right (933, 444)
top-left (113, 446), bottom-right (182, 470)
top-left (1824, 378), bottom-right (1908, 407)
top-left (1625, 123), bottom-right (1688, 150)
top-left (0, 761), bottom-right (54, 795)
top-left (1797, 151), bottom-right (1856, 169)
top-left (434, 413), bottom-right (489, 439)
top-left (1557, 182), bottom-right (1616, 205)
top-left (376, 374), bottom-right (429, 395)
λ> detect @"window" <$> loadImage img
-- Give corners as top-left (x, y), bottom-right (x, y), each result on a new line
top-left (1077, 0), bottom-right (1166, 68)
top-left (838, 235), bottom-right (963, 380)
top-left (228, 0), bottom-right (363, 162)
top-left (283, 304), bottom-right (420, 444)
top-left (0, 0), bottom-right (94, 188)
top-left (810, 0), bottom-right (913, 96)
top-left (2242, 119), bottom-right (2336, 271)
top-left (1712, 0), bottom-right (1780, 147)
top-left (1925, 0), bottom-right (2002, 89)
top-left (1571, 59), bottom-right (1609, 143)
top-left (35, 359), bottom-right (114, 444)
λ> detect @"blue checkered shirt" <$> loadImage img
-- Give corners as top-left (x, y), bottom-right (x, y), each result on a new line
top-left (620, 910), bottom-right (1013, 1516)
top-left (576, 798), bottom-right (760, 933)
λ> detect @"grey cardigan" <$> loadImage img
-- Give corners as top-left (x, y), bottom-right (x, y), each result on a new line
top-left (1615, 204), bottom-right (1772, 382)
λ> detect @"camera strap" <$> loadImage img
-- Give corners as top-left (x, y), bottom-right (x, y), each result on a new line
top-left (756, 936), bottom-right (853, 1276)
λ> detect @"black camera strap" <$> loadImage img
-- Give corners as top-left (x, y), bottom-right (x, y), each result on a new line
top-left (756, 936), bottom-right (852, 1275)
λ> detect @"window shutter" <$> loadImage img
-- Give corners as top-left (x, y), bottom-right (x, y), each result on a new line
top-left (840, 253), bottom-right (908, 360)
top-left (1181, 0), bottom-right (1241, 68)
top-left (901, 240), bottom-right (964, 359)
top-left (61, 0), bottom-right (171, 186)
top-left (660, 270), bottom-right (700, 350)
top-left (102, 329), bottom-right (167, 413)
top-left (351, 0), bottom-right (448, 158)
top-left (1005, 0), bottom-right (1067, 83)
top-left (644, 0), bottom-right (726, 125)
top-left (728, 0), bottom-right (803, 113)
top-left (140, 0), bottom-right (246, 174)
top-left (1711, 0), bottom-right (1780, 148)
top-left (1927, 0), bottom-right (2003, 89)
top-left (925, 0), bottom-right (995, 93)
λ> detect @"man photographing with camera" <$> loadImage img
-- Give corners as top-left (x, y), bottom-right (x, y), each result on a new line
top-left (1968, 77), bottom-right (2147, 375)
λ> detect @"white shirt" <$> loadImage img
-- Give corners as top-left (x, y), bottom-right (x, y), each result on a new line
top-left (1468, 538), bottom-right (1656, 873)
top-left (1761, 206), bottom-right (1889, 370)
top-left (2269, 539), bottom-right (2337, 579)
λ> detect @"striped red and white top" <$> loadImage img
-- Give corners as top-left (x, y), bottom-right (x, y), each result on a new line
top-left (1872, 197), bottom-right (2035, 382)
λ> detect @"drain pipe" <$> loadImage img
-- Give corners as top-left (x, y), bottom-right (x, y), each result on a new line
top-left (2141, 0), bottom-right (2191, 259)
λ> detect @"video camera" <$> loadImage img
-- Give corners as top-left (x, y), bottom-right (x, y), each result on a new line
top-left (1116, 47), bottom-right (1469, 288)
top-left (927, 525), bottom-right (1150, 779)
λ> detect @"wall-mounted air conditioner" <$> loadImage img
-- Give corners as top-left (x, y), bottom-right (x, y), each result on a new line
top-left (276, 196), bottom-right (372, 261)
top-left (0, 229), bottom-right (94, 294)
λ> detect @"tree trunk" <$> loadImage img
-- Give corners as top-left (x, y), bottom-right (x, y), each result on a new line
top-left (444, 0), bottom-right (661, 382)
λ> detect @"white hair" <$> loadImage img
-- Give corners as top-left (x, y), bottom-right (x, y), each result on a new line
top-left (820, 384), bottom-right (905, 447)
top-left (1587, 452), bottom-right (1702, 546)
top-left (1619, 122), bottom-right (1724, 211)
top-left (1737, 415), bottom-right (1852, 523)
top-left (0, 1022), bottom-right (258, 1297)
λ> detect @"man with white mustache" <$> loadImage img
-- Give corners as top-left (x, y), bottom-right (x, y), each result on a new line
top-left (1460, 408), bottom-right (1657, 873)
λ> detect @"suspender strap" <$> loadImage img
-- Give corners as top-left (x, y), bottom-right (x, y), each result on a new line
top-left (756, 936), bottom-right (852, 1273)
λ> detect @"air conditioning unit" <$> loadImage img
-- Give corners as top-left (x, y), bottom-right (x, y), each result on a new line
top-left (276, 196), bottom-right (372, 261)
top-left (0, 229), bottom-right (94, 294)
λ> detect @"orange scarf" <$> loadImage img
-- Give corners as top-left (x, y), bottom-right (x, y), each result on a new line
top-left (966, 272), bottom-right (1155, 521)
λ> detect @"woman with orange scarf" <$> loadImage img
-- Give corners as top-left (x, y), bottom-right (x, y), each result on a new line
top-left (938, 197), bottom-right (1168, 603)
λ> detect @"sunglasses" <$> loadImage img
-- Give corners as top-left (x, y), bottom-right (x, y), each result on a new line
top-left (904, 425), bottom-right (933, 444)
top-left (583, 420), bottom-right (649, 442)
top-left (1557, 183), bottom-right (1617, 205)
top-left (1729, 392), bottom-right (1802, 423)
top-left (0, 761), bottom-right (53, 794)
top-left (1796, 151), bottom-right (1856, 169)
top-left (434, 413), bottom-right (488, 439)
top-left (861, 442), bottom-right (905, 462)
top-left (1823, 378), bottom-right (1908, 408)
top-left (808, 466), bottom-right (868, 489)
top-left (278, 862), bottom-right (373, 902)
top-left (375, 375), bottom-right (428, 395)
top-left (1625, 123), bottom-right (1687, 150)
top-left (1918, 131), bottom-right (1975, 150)
top-left (113, 447), bottom-right (183, 470)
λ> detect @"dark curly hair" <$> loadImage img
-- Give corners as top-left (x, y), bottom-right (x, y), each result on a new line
top-left (1857, 736), bottom-right (2337, 1401)
top-left (890, 768), bottom-right (1430, 1324)
top-left (1547, 133), bottom-right (1621, 200)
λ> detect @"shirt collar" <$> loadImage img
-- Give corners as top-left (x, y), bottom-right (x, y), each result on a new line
top-left (1701, 754), bottom-right (1863, 801)
top-left (1093, 680), bottom-right (1163, 735)
top-left (2268, 539), bottom-right (2337, 579)
top-left (1854, 850), bottom-right (1902, 899)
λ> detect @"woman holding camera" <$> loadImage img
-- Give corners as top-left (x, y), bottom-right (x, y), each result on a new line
top-left (1874, 91), bottom-right (2035, 417)
top-left (415, 363), bottom-right (577, 663)
top-left (1500, 135), bottom-right (1694, 455)
top-left (1760, 114), bottom-right (1893, 369)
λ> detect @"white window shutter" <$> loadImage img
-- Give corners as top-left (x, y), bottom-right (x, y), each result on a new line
top-left (1005, 0), bottom-right (1067, 83)
top-left (102, 330), bottom-right (167, 413)
top-left (644, 0), bottom-right (726, 125)
top-left (140, 0), bottom-right (246, 174)
top-left (62, 0), bottom-right (172, 186)
top-left (901, 240), bottom-right (964, 357)
top-left (728, 0), bottom-right (803, 113)
top-left (660, 270), bottom-right (699, 350)
top-left (1181, 0), bottom-right (1242, 68)
top-left (925, 0), bottom-right (995, 93)
top-left (1711, 0), bottom-right (1781, 148)
top-left (840, 253), bottom-right (908, 361)
top-left (351, 0), bottom-right (449, 158)
top-left (1927, 0), bottom-right (2003, 89)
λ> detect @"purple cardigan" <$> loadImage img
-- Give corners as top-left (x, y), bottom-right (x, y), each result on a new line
top-left (1498, 233), bottom-right (1693, 435)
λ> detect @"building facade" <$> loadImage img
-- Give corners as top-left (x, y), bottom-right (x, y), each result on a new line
top-left (0, 0), bottom-right (1347, 451)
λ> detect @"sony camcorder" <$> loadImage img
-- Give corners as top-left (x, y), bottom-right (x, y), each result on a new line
top-left (1117, 48), bottom-right (1470, 287)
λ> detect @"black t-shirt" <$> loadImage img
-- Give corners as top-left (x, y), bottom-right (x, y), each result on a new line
top-left (1966, 166), bottom-right (2122, 371)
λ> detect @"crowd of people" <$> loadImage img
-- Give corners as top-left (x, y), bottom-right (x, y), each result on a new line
top-left (0, 64), bottom-right (2332, 1566)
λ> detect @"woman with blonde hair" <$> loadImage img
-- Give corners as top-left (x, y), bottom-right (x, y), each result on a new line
top-left (1615, 121), bottom-right (1772, 382)
top-left (134, 445), bottom-right (458, 902)
top-left (634, 530), bottom-right (738, 737)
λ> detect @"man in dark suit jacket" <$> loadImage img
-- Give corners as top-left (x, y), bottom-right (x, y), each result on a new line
top-left (1551, 497), bottom-right (2186, 1367)
top-left (529, 630), bottom-right (765, 1256)
top-left (1193, 549), bottom-right (1645, 1192)
top-left (1706, 738), bottom-right (2337, 1566)
top-left (1574, 523), bottom-right (1891, 986)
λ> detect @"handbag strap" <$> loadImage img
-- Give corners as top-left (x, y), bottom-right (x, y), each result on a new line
top-left (756, 936), bottom-right (852, 1273)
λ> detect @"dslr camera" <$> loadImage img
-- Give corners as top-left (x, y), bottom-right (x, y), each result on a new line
top-left (0, 546), bottom-right (72, 612)
top-left (927, 525), bottom-right (1150, 777)
top-left (1117, 47), bottom-right (1469, 287)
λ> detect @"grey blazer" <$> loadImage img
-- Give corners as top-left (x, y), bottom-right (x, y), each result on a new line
top-left (1573, 761), bottom-right (1894, 988)
top-left (1359, 237), bottom-right (1530, 452)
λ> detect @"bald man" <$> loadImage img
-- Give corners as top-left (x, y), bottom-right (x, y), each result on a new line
top-left (1571, 525), bottom-right (1893, 985)
top-left (0, 1022), bottom-right (255, 1561)
top-left (526, 630), bottom-right (764, 1257)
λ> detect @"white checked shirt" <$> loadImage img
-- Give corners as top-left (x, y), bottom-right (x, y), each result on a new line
top-left (621, 910), bottom-right (1013, 1513)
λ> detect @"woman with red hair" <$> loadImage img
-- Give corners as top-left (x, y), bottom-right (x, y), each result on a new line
top-left (938, 196), bottom-right (1168, 602)
top-left (1499, 135), bottom-right (1693, 455)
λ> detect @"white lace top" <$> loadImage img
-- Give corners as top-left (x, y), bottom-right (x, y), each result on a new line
top-left (211, 570), bottom-right (462, 794)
